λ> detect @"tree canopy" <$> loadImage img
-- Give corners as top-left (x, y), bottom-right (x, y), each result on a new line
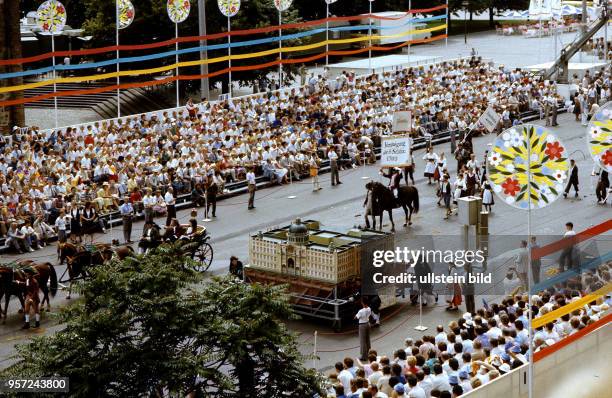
top-left (3, 243), bottom-right (323, 397)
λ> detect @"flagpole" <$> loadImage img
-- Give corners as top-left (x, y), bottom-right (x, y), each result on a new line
top-left (527, 127), bottom-right (533, 398)
top-left (227, 16), bottom-right (232, 98)
top-left (116, 0), bottom-right (121, 118)
top-left (368, 0), bottom-right (372, 73)
top-left (326, 2), bottom-right (329, 66)
top-left (175, 22), bottom-right (180, 108)
top-left (51, 33), bottom-right (58, 128)
top-left (278, 10), bottom-right (282, 89)
top-left (445, 0), bottom-right (449, 48)
top-left (408, 0), bottom-right (412, 65)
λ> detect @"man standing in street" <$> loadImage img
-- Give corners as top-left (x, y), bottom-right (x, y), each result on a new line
top-left (564, 159), bottom-right (579, 198)
top-left (559, 222), bottom-right (577, 272)
top-left (329, 146), bottom-right (341, 186)
top-left (355, 298), bottom-right (372, 361)
top-left (119, 196), bottom-right (134, 243)
top-left (246, 167), bottom-right (256, 210)
top-left (164, 187), bottom-right (176, 227)
top-left (515, 240), bottom-right (529, 289)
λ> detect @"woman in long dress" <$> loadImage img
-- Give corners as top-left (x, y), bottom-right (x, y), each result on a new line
top-left (482, 181), bottom-right (494, 212)
top-left (423, 147), bottom-right (439, 185)
top-left (69, 199), bottom-right (82, 243)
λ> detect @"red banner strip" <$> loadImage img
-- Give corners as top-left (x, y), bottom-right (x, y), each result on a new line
top-left (0, 5), bottom-right (447, 66)
top-left (0, 34), bottom-right (446, 107)
top-left (533, 312), bottom-right (612, 362)
top-left (532, 219), bottom-right (612, 260)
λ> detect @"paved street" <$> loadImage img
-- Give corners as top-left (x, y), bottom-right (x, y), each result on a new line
top-left (0, 112), bottom-right (609, 370)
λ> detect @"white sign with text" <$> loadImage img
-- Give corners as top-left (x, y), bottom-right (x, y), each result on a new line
top-left (380, 135), bottom-right (412, 167)
top-left (392, 111), bottom-right (412, 133)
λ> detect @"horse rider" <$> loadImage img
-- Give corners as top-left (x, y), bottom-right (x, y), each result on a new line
top-left (138, 221), bottom-right (161, 254)
top-left (382, 167), bottom-right (402, 205)
top-left (20, 272), bottom-right (41, 329)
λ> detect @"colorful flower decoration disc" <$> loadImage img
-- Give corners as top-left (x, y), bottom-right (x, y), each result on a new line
top-left (274, 0), bottom-right (292, 12)
top-left (487, 124), bottom-right (569, 210)
top-left (167, 0), bottom-right (191, 23)
top-left (118, 0), bottom-right (135, 30)
top-left (325, 0), bottom-right (338, 4)
top-left (218, 0), bottom-right (241, 17)
top-left (37, 0), bottom-right (67, 34)
top-left (587, 101), bottom-right (612, 173)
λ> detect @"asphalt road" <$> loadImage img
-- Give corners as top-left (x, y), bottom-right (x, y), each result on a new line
top-left (0, 112), bottom-right (609, 370)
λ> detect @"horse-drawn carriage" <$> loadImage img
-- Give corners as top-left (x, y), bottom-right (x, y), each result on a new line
top-left (57, 225), bottom-right (214, 297)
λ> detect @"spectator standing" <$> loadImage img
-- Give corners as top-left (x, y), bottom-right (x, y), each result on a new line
top-left (119, 197), bottom-right (134, 243)
top-left (329, 146), bottom-right (341, 186)
top-left (355, 298), bottom-right (372, 361)
top-left (164, 187), bottom-right (176, 226)
top-left (246, 167), bottom-right (256, 210)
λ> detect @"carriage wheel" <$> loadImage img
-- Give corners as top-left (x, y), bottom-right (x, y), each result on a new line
top-left (193, 242), bottom-right (213, 273)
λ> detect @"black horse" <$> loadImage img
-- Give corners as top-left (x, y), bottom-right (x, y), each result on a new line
top-left (366, 182), bottom-right (419, 232)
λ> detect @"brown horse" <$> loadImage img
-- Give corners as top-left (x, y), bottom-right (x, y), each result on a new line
top-left (62, 243), bottom-right (133, 299)
top-left (0, 262), bottom-right (57, 323)
top-left (16, 260), bottom-right (58, 311)
top-left (366, 181), bottom-right (420, 232)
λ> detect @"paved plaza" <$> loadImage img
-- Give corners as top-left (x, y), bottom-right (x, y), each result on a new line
top-left (0, 111), bottom-right (608, 370)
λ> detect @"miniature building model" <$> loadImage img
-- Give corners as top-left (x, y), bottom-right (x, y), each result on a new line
top-left (249, 219), bottom-right (394, 284)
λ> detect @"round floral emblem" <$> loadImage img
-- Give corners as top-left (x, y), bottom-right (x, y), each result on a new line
top-left (487, 125), bottom-right (569, 209)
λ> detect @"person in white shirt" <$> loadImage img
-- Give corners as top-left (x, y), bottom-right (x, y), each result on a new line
top-left (164, 187), bottom-right (176, 227)
top-left (355, 299), bottom-right (372, 361)
top-left (335, 361), bottom-right (353, 395)
top-left (503, 270), bottom-right (522, 296)
top-left (430, 363), bottom-right (451, 392)
top-left (368, 362), bottom-right (383, 387)
top-left (435, 325), bottom-right (448, 345)
top-left (246, 167), bottom-right (256, 210)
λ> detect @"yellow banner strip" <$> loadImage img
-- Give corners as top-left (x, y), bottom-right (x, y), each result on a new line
top-left (1, 24), bottom-right (446, 94)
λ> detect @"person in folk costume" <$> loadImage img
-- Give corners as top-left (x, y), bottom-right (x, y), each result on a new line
top-left (80, 201), bottom-right (98, 243)
top-left (453, 172), bottom-right (467, 205)
top-left (69, 199), bottom-right (82, 243)
top-left (482, 181), bottom-right (495, 212)
top-left (446, 272), bottom-right (462, 311)
top-left (381, 167), bottom-right (402, 205)
top-left (441, 174), bottom-right (453, 219)
top-left (138, 221), bottom-right (161, 254)
top-left (480, 150), bottom-right (490, 185)
top-left (20, 273), bottom-right (41, 329)
top-left (465, 168), bottom-right (478, 196)
top-left (466, 153), bottom-right (480, 179)
top-left (435, 152), bottom-right (447, 183)
top-left (423, 147), bottom-right (439, 184)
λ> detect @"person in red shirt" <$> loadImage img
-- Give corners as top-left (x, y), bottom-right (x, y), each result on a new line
top-left (129, 189), bottom-right (143, 215)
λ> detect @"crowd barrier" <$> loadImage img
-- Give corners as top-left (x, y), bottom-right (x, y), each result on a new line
top-left (463, 314), bottom-right (611, 398)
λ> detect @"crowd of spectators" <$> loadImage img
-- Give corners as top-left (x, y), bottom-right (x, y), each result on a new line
top-left (322, 260), bottom-right (611, 398)
top-left (0, 56), bottom-right (593, 252)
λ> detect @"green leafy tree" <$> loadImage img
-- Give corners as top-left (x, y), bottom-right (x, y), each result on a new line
top-left (3, 244), bottom-right (323, 397)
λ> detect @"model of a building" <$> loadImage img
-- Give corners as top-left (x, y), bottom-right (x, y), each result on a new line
top-left (248, 219), bottom-right (394, 284)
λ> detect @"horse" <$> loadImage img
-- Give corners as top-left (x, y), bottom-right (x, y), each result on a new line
top-left (0, 266), bottom-right (25, 324)
top-left (15, 261), bottom-right (58, 312)
top-left (366, 181), bottom-right (420, 232)
top-left (58, 241), bottom-right (134, 264)
top-left (0, 261), bottom-right (57, 323)
top-left (62, 244), bottom-right (133, 299)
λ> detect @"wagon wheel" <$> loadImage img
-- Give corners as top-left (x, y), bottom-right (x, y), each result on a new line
top-left (193, 242), bottom-right (213, 272)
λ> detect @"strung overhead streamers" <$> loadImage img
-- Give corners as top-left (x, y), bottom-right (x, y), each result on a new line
top-left (118, 0), bottom-right (135, 30)
top-left (37, 0), bottom-right (67, 33)
top-left (218, 0), bottom-right (241, 17)
top-left (587, 101), bottom-right (612, 172)
top-left (274, 0), bottom-right (292, 12)
top-left (487, 124), bottom-right (569, 210)
top-left (167, 0), bottom-right (191, 23)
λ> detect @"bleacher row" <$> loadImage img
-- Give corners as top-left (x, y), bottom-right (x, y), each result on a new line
top-left (0, 105), bottom-right (563, 254)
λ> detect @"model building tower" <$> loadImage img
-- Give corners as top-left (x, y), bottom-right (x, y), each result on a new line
top-left (248, 219), bottom-right (393, 284)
